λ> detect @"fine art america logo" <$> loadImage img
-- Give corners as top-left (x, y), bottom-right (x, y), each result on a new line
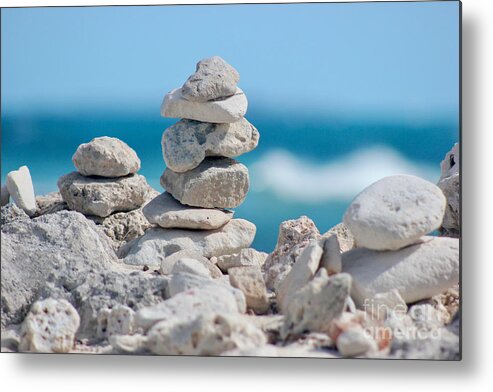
top-left (361, 298), bottom-right (445, 341)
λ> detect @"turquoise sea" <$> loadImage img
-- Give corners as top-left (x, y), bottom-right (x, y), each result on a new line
top-left (1, 104), bottom-right (459, 252)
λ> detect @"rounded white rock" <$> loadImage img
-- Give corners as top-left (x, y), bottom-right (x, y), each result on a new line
top-left (72, 136), bottom-right (141, 177)
top-left (343, 175), bottom-right (446, 250)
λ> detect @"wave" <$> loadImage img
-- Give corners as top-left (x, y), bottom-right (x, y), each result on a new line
top-left (250, 146), bottom-right (440, 202)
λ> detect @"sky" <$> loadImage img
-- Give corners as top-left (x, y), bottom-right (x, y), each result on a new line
top-left (1, 1), bottom-right (460, 118)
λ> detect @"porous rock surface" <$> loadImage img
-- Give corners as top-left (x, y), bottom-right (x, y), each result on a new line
top-left (437, 143), bottom-right (460, 237)
top-left (264, 216), bottom-right (321, 291)
top-left (120, 219), bottom-right (256, 266)
top-left (282, 270), bottom-right (351, 337)
top-left (161, 157), bottom-right (249, 209)
top-left (135, 284), bottom-right (246, 331)
top-left (72, 136), bottom-right (141, 177)
top-left (343, 175), bottom-right (446, 251)
top-left (58, 172), bottom-right (151, 217)
top-left (18, 298), bottom-right (80, 353)
top-left (1, 210), bottom-right (169, 337)
top-left (147, 312), bottom-right (266, 356)
top-left (162, 118), bottom-right (259, 173)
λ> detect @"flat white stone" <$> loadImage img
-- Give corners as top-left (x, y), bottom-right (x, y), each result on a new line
top-left (121, 219), bottom-right (256, 266)
top-left (161, 87), bottom-right (248, 123)
top-left (6, 166), bottom-right (37, 216)
top-left (277, 240), bottom-right (324, 312)
top-left (143, 192), bottom-right (233, 230)
top-left (343, 175), bottom-right (447, 250)
top-left (342, 236), bottom-right (459, 305)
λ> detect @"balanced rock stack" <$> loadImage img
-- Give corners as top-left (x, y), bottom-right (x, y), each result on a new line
top-left (57, 137), bottom-right (153, 218)
top-left (124, 56), bottom-right (258, 269)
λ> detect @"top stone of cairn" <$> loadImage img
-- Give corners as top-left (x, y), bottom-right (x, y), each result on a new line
top-left (181, 56), bottom-right (240, 102)
top-left (72, 136), bottom-right (141, 178)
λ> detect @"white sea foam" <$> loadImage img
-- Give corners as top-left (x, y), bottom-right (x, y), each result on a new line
top-left (250, 146), bottom-right (440, 202)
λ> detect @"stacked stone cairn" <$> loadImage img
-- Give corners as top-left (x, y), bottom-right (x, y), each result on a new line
top-left (124, 56), bottom-right (268, 312)
top-left (57, 137), bottom-right (156, 235)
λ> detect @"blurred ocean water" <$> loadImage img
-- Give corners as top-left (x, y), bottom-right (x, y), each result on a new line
top-left (1, 105), bottom-right (458, 252)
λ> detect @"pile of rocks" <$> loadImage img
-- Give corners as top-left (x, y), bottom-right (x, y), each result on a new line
top-left (342, 174), bottom-right (459, 306)
top-left (57, 137), bottom-right (152, 218)
top-left (123, 57), bottom-right (259, 272)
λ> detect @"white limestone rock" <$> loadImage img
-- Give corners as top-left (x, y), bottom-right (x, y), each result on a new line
top-left (343, 175), bottom-right (447, 250)
top-left (215, 248), bottom-right (268, 273)
top-left (161, 157), bottom-right (249, 209)
top-left (1, 184), bottom-right (9, 206)
top-left (72, 136), bottom-right (141, 177)
top-left (135, 284), bottom-right (246, 331)
top-left (167, 273), bottom-right (246, 313)
top-left (367, 289), bottom-right (408, 321)
top-left (437, 143), bottom-right (460, 237)
top-left (143, 192), bottom-right (233, 230)
top-left (6, 165), bottom-right (37, 216)
top-left (19, 298), bottom-right (80, 353)
top-left (277, 240), bottom-right (324, 312)
top-left (58, 172), bottom-right (151, 217)
top-left (336, 326), bottom-right (378, 357)
top-left (282, 270), bottom-right (351, 337)
top-left (147, 312), bottom-right (266, 356)
top-left (229, 266), bottom-right (269, 314)
top-left (34, 192), bottom-right (68, 217)
top-left (121, 219), bottom-right (256, 266)
top-left (161, 87), bottom-right (248, 123)
top-left (264, 216), bottom-right (321, 291)
top-left (319, 235), bottom-right (342, 275)
top-left (161, 118), bottom-right (259, 173)
top-left (181, 56), bottom-right (240, 102)
top-left (321, 222), bottom-right (355, 252)
top-left (97, 305), bottom-right (136, 338)
top-left (172, 258), bottom-right (211, 278)
top-left (109, 334), bottom-right (148, 354)
top-left (342, 236), bottom-right (459, 305)
top-left (160, 249), bottom-right (222, 278)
